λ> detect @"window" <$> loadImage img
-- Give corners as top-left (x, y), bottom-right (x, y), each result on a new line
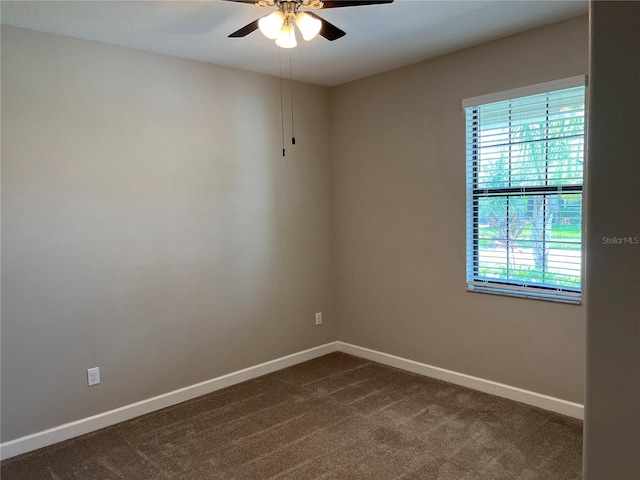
top-left (463, 77), bottom-right (586, 303)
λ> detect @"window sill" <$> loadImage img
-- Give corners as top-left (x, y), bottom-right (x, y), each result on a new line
top-left (467, 284), bottom-right (582, 305)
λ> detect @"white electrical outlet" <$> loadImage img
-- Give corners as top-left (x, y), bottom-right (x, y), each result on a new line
top-left (315, 312), bottom-right (322, 325)
top-left (87, 367), bottom-right (100, 386)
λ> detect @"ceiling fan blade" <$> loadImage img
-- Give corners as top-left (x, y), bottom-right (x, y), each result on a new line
top-left (221, 0), bottom-right (258, 4)
top-left (228, 18), bottom-right (261, 37)
top-left (307, 12), bottom-right (346, 41)
top-left (320, 0), bottom-right (394, 8)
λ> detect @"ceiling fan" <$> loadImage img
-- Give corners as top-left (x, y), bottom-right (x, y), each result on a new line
top-left (224, 0), bottom-right (394, 48)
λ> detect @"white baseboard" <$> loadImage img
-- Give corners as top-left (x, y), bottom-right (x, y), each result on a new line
top-left (0, 342), bottom-right (338, 461)
top-left (336, 341), bottom-right (584, 420)
top-left (1, 340), bottom-right (583, 461)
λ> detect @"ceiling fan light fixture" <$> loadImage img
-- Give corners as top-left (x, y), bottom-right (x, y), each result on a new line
top-left (258, 11), bottom-right (285, 39)
top-left (275, 21), bottom-right (297, 49)
top-left (295, 12), bottom-right (322, 41)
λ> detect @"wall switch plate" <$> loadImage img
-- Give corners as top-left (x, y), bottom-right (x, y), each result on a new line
top-left (87, 367), bottom-right (100, 386)
top-left (315, 312), bottom-right (322, 325)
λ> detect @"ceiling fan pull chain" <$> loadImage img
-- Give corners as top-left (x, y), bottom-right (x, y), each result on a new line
top-left (289, 51), bottom-right (296, 145)
top-left (279, 49), bottom-right (286, 157)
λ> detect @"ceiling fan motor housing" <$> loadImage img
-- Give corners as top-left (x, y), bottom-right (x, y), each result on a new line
top-left (268, 1), bottom-right (324, 14)
top-left (256, 1), bottom-right (325, 9)
top-left (281, 1), bottom-right (298, 17)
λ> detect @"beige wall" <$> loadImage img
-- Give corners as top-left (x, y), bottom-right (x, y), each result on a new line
top-left (331, 16), bottom-right (588, 403)
top-left (584, 2), bottom-right (640, 478)
top-left (1, 26), bottom-right (336, 442)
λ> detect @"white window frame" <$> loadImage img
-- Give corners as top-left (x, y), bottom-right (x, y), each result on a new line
top-left (463, 76), bottom-right (586, 303)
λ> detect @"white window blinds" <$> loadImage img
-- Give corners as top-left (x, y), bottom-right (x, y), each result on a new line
top-left (464, 79), bottom-right (586, 303)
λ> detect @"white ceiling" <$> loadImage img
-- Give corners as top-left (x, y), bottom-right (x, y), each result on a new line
top-left (0, 0), bottom-right (587, 86)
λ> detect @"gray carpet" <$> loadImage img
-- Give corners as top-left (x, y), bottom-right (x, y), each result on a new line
top-left (1, 353), bottom-right (583, 479)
